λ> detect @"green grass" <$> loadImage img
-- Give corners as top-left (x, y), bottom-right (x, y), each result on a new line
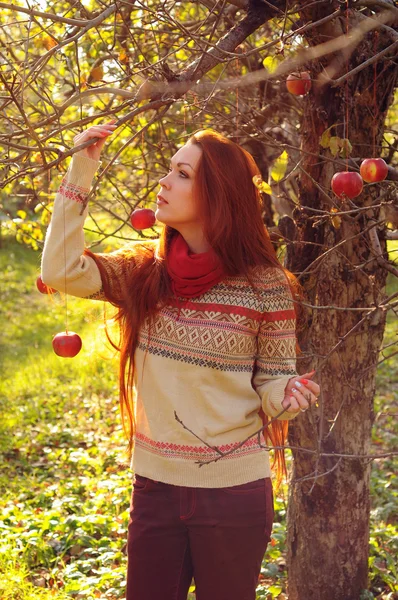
top-left (0, 234), bottom-right (397, 599)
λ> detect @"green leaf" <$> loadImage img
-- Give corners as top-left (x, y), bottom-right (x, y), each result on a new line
top-left (340, 138), bottom-right (352, 158)
top-left (329, 136), bottom-right (341, 157)
top-left (320, 127), bottom-right (332, 149)
top-left (270, 150), bottom-right (288, 182)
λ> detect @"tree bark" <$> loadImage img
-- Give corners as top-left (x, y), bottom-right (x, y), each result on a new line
top-left (285, 7), bottom-right (397, 599)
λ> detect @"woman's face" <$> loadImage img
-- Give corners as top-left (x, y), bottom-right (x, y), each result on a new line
top-left (156, 142), bottom-right (203, 230)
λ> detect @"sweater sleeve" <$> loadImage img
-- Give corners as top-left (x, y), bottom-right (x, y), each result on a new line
top-left (41, 153), bottom-right (105, 299)
top-left (252, 268), bottom-right (299, 421)
top-left (41, 154), bottom-right (141, 304)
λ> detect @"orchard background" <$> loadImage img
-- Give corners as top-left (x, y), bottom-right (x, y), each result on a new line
top-left (0, 1), bottom-right (397, 599)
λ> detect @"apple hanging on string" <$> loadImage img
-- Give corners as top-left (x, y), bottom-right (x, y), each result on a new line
top-left (36, 276), bottom-right (56, 294)
top-left (360, 158), bottom-right (388, 183)
top-left (331, 171), bottom-right (363, 199)
top-left (130, 208), bottom-right (156, 230)
top-left (52, 331), bottom-right (82, 358)
top-left (286, 72), bottom-right (312, 96)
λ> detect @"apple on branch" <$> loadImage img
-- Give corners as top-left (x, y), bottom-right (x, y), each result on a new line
top-left (331, 171), bottom-right (363, 199)
top-left (360, 158), bottom-right (388, 183)
top-left (286, 72), bottom-right (312, 96)
top-left (130, 208), bottom-right (156, 230)
top-left (52, 331), bottom-right (82, 358)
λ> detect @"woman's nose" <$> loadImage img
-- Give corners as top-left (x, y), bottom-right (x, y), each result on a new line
top-left (159, 174), bottom-right (171, 189)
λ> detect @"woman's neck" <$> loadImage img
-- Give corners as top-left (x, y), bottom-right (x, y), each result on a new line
top-left (176, 228), bottom-right (211, 255)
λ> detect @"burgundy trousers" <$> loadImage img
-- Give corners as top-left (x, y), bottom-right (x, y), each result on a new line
top-left (126, 474), bottom-right (274, 600)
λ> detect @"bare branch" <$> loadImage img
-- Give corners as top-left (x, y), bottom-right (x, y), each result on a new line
top-left (0, 1), bottom-right (91, 25)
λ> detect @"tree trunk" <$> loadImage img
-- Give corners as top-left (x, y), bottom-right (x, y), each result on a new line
top-left (285, 8), bottom-right (397, 599)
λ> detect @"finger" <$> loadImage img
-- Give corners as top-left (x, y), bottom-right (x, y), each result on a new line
top-left (74, 128), bottom-right (114, 141)
top-left (291, 387), bottom-right (310, 410)
top-left (303, 382), bottom-right (320, 398)
top-left (285, 395), bottom-right (301, 413)
top-left (73, 130), bottom-right (114, 147)
top-left (295, 379), bottom-right (320, 396)
top-left (290, 379), bottom-right (315, 398)
top-left (74, 124), bottom-right (117, 140)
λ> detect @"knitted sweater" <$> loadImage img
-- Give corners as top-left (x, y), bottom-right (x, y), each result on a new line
top-left (41, 154), bottom-right (299, 488)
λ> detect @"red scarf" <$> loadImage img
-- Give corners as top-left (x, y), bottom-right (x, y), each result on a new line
top-left (167, 233), bottom-right (225, 299)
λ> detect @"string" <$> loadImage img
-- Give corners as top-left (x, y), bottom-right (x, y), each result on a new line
top-left (235, 58), bottom-right (239, 132)
top-left (373, 31), bottom-right (378, 156)
top-left (62, 176), bottom-right (68, 333)
top-left (183, 95), bottom-right (186, 132)
top-left (345, 0), bottom-right (349, 171)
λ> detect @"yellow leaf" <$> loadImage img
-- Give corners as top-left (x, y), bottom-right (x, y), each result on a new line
top-left (330, 208), bottom-right (341, 229)
top-left (17, 210), bottom-right (27, 219)
top-left (90, 66), bottom-right (104, 81)
top-left (42, 36), bottom-right (58, 50)
top-left (270, 150), bottom-right (288, 182)
top-left (119, 49), bottom-right (128, 63)
top-left (262, 56), bottom-right (279, 73)
top-left (253, 175), bottom-right (272, 194)
top-left (260, 181), bottom-right (272, 194)
top-left (31, 152), bottom-right (43, 164)
top-left (176, 49), bottom-right (188, 61)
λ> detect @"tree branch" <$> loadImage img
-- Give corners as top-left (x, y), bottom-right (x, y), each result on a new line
top-left (0, 1), bottom-right (91, 25)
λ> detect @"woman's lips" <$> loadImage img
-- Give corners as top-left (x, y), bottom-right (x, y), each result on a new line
top-left (156, 194), bottom-right (168, 205)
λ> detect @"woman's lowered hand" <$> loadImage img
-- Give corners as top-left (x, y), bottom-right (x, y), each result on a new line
top-left (282, 371), bottom-right (320, 413)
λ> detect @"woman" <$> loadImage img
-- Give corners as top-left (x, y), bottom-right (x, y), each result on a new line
top-left (41, 121), bottom-right (320, 600)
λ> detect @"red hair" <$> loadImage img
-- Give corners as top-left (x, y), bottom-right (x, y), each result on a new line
top-left (88, 129), bottom-right (303, 485)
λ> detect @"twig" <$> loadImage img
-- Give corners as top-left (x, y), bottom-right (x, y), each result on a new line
top-left (0, 1), bottom-right (93, 25)
top-left (331, 38), bottom-right (398, 87)
top-left (174, 403), bottom-right (293, 466)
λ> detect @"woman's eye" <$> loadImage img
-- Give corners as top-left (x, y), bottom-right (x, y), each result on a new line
top-left (167, 167), bottom-right (188, 178)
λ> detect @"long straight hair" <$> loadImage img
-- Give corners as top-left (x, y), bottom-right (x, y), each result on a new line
top-left (88, 129), bottom-right (303, 484)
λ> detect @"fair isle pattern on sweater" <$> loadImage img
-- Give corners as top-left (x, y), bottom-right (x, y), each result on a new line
top-left (138, 303), bottom-right (258, 372)
top-left (59, 178), bottom-right (89, 204)
top-left (135, 431), bottom-right (264, 462)
top-left (136, 274), bottom-right (296, 374)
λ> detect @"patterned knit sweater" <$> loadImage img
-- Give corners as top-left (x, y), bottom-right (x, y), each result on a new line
top-left (41, 154), bottom-right (299, 488)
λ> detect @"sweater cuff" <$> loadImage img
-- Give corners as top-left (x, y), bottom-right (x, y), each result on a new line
top-left (66, 154), bottom-right (101, 190)
top-left (263, 378), bottom-right (298, 421)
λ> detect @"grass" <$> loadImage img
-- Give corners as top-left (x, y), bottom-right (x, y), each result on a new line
top-left (0, 233), bottom-right (397, 599)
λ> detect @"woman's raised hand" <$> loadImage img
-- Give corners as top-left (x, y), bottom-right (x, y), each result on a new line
top-left (282, 371), bottom-right (320, 414)
top-left (73, 119), bottom-right (117, 161)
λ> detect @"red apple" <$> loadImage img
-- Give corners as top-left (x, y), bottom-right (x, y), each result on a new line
top-left (331, 171), bottom-right (363, 199)
top-left (286, 72), bottom-right (312, 96)
top-left (52, 331), bottom-right (82, 358)
top-left (130, 208), bottom-right (156, 230)
top-left (360, 158), bottom-right (388, 183)
top-left (36, 276), bottom-right (56, 294)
